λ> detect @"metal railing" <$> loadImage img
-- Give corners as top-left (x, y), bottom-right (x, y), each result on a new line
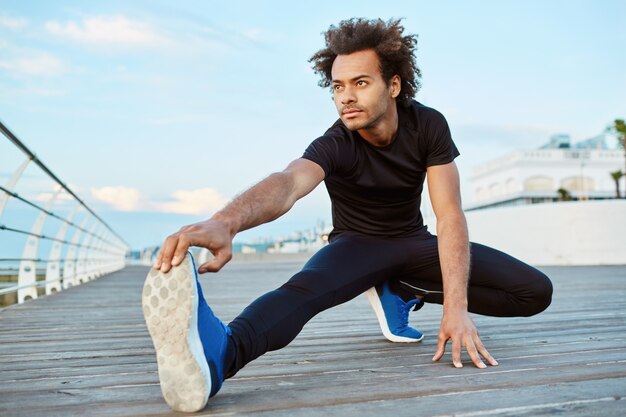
top-left (0, 120), bottom-right (130, 306)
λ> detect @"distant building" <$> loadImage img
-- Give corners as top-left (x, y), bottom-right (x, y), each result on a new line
top-left (467, 134), bottom-right (624, 210)
top-left (232, 221), bottom-right (332, 254)
top-left (420, 132), bottom-right (626, 266)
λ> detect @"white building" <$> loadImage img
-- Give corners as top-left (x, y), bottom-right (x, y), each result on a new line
top-left (468, 134), bottom-right (625, 210)
top-left (423, 134), bottom-right (626, 265)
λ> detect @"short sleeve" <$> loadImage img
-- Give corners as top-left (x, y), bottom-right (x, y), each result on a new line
top-left (302, 136), bottom-right (338, 177)
top-left (303, 122), bottom-right (354, 177)
top-left (423, 109), bottom-right (460, 167)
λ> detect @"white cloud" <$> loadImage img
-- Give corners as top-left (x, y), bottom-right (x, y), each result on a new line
top-left (91, 186), bottom-right (141, 211)
top-left (33, 191), bottom-right (75, 203)
top-left (0, 53), bottom-right (65, 76)
top-left (90, 185), bottom-right (228, 215)
top-left (157, 188), bottom-right (228, 215)
top-left (45, 15), bottom-right (168, 47)
top-left (0, 16), bottom-right (28, 30)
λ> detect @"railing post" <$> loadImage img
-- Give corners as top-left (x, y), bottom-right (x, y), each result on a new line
top-left (63, 216), bottom-right (90, 289)
top-left (90, 230), bottom-right (103, 279)
top-left (97, 231), bottom-right (115, 277)
top-left (87, 225), bottom-right (106, 280)
top-left (45, 205), bottom-right (80, 295)
top-left (17, 189), bottom-right (61, 304)
top-left (76, 222), bottom-right (98, 284)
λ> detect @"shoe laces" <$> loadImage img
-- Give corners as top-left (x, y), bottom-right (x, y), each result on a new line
top-left (397, 297), bottom-right (420, 327)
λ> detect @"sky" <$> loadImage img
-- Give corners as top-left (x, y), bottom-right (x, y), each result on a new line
top-left (1, 0), bottom-right (625, 250)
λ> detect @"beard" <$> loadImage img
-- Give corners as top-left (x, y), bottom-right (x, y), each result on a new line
top-left (340, 105), bottom-right (387, 131)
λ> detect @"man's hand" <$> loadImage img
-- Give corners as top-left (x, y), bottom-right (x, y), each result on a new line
top-left (432, 307), bottom-right (498, 368)
top-left (154, 219), bottom-right (233, 274)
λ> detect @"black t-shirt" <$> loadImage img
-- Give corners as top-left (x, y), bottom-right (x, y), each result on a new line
top-left (302, 100), bottom-right (460, 239)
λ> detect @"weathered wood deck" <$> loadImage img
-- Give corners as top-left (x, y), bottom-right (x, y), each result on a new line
top-left (1, 260), bottom-right (625, 416)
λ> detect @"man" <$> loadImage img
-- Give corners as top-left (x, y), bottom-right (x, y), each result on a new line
top-left (143, 18), bottom-right (553, 412)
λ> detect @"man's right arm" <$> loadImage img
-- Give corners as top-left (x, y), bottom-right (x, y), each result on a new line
top-left (154, 158), bottom-right (325, 273)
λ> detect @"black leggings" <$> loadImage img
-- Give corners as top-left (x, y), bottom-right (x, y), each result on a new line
top-left (225, 232), bottom-right (553, 377)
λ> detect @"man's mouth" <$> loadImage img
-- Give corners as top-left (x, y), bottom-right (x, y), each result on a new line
top-left (342, 108), bottom-right (362, 116)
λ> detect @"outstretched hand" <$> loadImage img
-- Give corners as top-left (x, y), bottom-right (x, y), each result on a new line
top-left (432, 308), bottom-right (498, 368)
top-left (154, 219), bottom-right (233, 274)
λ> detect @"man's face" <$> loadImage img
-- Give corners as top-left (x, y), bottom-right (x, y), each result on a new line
top-left (331, 49), bottom-right (397, 131)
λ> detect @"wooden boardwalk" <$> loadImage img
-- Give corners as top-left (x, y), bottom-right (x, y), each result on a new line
top-left (1, 260), bottom-right (625, 416)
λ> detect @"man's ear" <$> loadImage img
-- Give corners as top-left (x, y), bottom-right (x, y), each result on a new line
top-left (390, 75), bottom-right (401, 98)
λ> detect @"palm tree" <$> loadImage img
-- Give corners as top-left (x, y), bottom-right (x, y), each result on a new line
top-left (557, 187), bottom-right (572, 201)
top-left (607, 119), bottom-right (626, 198)
top-left (610, 170), bottom-right (624, 198)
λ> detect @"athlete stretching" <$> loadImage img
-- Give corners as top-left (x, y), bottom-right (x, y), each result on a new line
top-left (142, 18), bottom-right (553, 412)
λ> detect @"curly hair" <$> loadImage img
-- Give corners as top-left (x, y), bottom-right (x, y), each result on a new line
top-left (309, 18), bottom-right (421, 107)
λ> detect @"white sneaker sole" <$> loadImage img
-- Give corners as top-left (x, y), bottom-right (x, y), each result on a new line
top-left (364, 287), bottom-right (424, 343)
top-left (142, 255), bottom-right (212, 412)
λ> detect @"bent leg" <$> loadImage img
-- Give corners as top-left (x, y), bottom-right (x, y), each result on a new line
top-left (226, 234), bottom-right (408, 377)
top-left (398, 236), bottom-right (553, 317)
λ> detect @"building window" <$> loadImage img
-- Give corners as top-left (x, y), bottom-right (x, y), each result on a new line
top-left (561, 176), bottom-right (595, 192)
top-left (505, 178), bottom-right (519, 194)
top-left (524, 176), bottom-right (554, 192)
top-left (488, 182), bottom-right (503, 199)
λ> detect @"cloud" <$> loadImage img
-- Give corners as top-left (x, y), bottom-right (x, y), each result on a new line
top-left (90, 185), bottom-right (228, 215)
top-left (45, 15), bottom-right (169, 47)
top-left (0, 53), bottom-right (65, 76)
top-left (157, 188), bottom-right (228, 215)
top-left (0, 16), bottom-right (28, 30)
top-left (33, 191), bottom-right (75, 203)
top-left (91, 186), bottom-right (141, 211)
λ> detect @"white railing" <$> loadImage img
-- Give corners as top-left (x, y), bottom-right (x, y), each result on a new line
top-left (0, 120), bottom-right (129, 306)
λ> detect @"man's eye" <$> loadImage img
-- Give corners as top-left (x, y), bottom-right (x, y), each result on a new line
top-left (333, 85), bottom-right (342, 91)
top-left (356, 80), bottom-right (367, 86)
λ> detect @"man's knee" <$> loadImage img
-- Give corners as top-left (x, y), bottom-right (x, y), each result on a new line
top-left (523, 269), bottom-right (553, 316)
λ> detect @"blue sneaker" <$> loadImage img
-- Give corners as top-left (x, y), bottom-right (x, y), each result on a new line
top-left (142, 252), bottom-right (230, 412)
top-left (364, 281), bottom-right (424, 343)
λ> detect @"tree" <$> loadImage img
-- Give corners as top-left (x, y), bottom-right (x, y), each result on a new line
top-left (607, 119), bottom-right (626, 198)
top-left (557, 187), bottom-right (572, 201)
top-left (610, 170), bottom-right (624, 199)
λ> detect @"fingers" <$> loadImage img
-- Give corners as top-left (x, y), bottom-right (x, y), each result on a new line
top-left (154, 220), bottom-right (234, 274)
top-left (432, 334), bottom-right (447, 362)
top-left (432, 329), bottom-right (497, 369)
top-left (154, 235), bottom-right (179, 272)
top-left (154, 234), bottom-right (192, 273)
top-left (452, 337), bottom-right (463, 368)
top-left (171, 236), bottom-right (191, 268)
top-left (475, 335), bottom-right (498, 366)
top-left (465, 336), bottom-right (486, 369)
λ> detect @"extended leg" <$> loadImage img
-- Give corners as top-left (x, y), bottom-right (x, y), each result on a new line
top-left (226, 233), bottom-right (409, 377)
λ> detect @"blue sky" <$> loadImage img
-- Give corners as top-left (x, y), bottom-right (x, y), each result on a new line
top-left (1, 0), bottom-right (625, 250)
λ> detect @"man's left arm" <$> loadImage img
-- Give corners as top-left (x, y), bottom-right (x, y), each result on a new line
top-left (427, 161), bottom-right (498, 369)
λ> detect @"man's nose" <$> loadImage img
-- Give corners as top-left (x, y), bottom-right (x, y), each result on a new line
top-left (340, 87), bottom-right (356, 105)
